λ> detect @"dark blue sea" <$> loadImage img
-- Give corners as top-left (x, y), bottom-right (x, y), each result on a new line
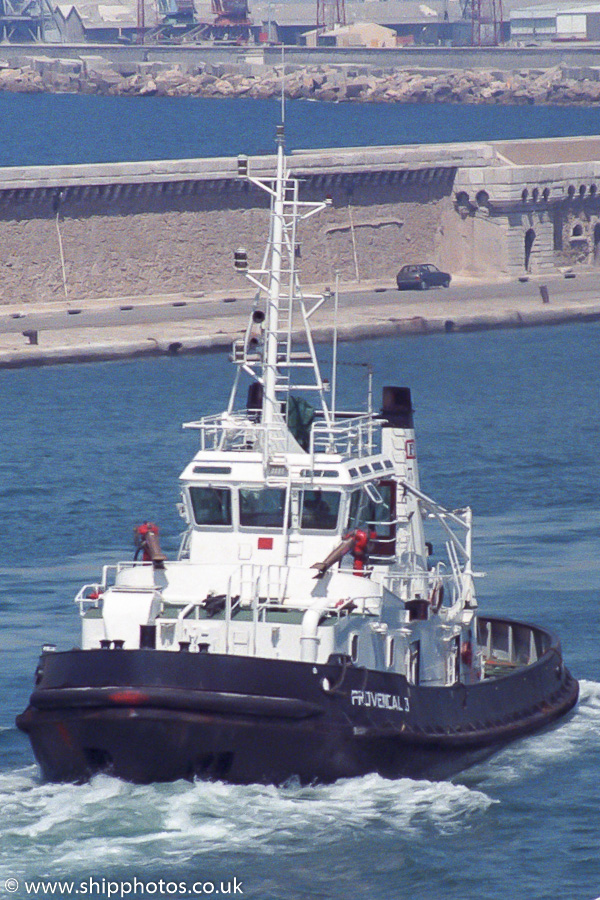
top-left (1, 92), bottom-right (600, 164)
top-left (1, 96), bottom-right (600, 900)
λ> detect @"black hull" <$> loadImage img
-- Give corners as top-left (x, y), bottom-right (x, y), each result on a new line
top-left (17, 618), bottom-right (578, 785)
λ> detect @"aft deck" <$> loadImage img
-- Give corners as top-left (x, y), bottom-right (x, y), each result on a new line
top-left (479, 615), bottom-right (554, 678)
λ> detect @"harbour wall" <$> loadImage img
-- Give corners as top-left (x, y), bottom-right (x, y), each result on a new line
top-left (0, 146), bottom-right (470, 304)
top-left (2, 137), bottom-right (600, 305)
top-left (3, 57), bottom-right (600, 105)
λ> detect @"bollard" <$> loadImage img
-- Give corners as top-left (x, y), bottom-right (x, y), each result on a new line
top-left (22, 329), bottom-right (38, 345)
top-left (539, 285), bottom-right (549, 304)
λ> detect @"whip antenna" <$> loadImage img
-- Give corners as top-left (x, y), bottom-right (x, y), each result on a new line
top-left (280, 45), bottom-right (285, 129)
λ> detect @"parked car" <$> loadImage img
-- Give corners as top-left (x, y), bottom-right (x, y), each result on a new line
top-left (396, 264), bottom-right (451, 290)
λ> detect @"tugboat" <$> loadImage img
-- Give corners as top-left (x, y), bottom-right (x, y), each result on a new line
top-left (17, 125), bottom-right (578, 785)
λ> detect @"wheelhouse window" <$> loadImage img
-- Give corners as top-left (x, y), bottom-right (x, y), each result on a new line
top-left (367, 482), bottom-right (395, 539)
top-left (347, 483), bottom-right (394, 539)
top-left (239, 487), bottom-right (286, 529)
top-left (300, 490), bottom-right (341, 532)
top-left (347, 481), bottom-right (396, 558)
top-left (189, 486), bottom-right (232, 527)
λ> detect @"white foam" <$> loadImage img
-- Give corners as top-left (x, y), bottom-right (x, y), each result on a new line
top-left (466, 679), bottom-right (600, 787)
top-left (3, 685), bottom-right (593, 879)
top-left (0, 769), bottom-right (494, 879)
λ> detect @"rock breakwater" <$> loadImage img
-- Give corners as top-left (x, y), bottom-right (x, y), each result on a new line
top-left (2, 56), bottom-right (600, 104)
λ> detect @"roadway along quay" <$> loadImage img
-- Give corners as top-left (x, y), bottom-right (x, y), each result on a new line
top-left (0, 272), bottom-right (599, 368)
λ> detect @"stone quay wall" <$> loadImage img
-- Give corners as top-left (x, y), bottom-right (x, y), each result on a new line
top-left (4, 136), bottom-right (600, 306)
top-left (7, 41), bottom-right (600, 75)
top-left (0, 146), bottom-right (477, 305)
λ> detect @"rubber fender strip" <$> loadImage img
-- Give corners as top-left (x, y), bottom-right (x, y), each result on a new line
top-left (29, 686), bottom-right (324, 720)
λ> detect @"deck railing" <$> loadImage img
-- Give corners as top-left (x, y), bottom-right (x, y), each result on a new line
top-left (382, 568), bottom-right (461, 608)
top-left (183, 412), bottom-right (290, 456)
top-left (310, 413), bottom-right (381, 461)
top-left (183, 409), bottom-right (383, 463)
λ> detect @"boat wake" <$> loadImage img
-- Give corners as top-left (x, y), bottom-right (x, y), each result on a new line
top-left (464, 679), bottom-right (600, 788)
top-left (0, 767), bottom-right (494, 881)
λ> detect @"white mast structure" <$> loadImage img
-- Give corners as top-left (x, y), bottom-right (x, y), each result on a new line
top-left (263, 125), bottom-right (285, 427)
top-left (232, 124), bottom-right (333, 445)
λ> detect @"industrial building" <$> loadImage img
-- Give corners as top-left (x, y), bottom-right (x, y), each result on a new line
top-left (510, 0), bottom-right (600, 39)
top-left (300, 21), bottom-right (398, 47)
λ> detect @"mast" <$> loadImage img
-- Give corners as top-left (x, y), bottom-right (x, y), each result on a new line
top-left (263, 125), bottom-right (285, 426)
top-left (231, 126), bottom-right (333, 443)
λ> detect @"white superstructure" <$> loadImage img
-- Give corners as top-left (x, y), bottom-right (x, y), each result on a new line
top-left (75, 125), bottom-right (481, 690)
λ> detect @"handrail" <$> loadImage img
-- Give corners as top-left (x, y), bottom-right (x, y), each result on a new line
top-left (184, 409), bottom-right (385, 461)
top-left (74, 583), bottom-right (104, 614)
top-left (183, 411), bottom-right (291, 456)
top-left (310, 413), bottom-right (381, 460)
top-left (382, 568), bottom-right (461, 606)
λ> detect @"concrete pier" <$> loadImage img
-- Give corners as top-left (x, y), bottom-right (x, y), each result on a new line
top-left (1, 272), bottom-right (599, 368)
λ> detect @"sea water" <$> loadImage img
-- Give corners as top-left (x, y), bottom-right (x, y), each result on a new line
top-left (1, 92), bottom-right (600, 165)
top-left (1, 323), bottom-right (599, 899)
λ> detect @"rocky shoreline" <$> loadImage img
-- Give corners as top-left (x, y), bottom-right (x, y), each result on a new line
top-left (2, 56), bottom-right (600, 104)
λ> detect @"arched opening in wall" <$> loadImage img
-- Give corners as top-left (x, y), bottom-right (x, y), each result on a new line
top-left (455, 191), bottom-right (471, 218)
top-left (571, 223), bottom-right (584, 238)
top-left (524, 228), bottom-right (536, 272)
top-left (593, 223), bottom-right (600, 265)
